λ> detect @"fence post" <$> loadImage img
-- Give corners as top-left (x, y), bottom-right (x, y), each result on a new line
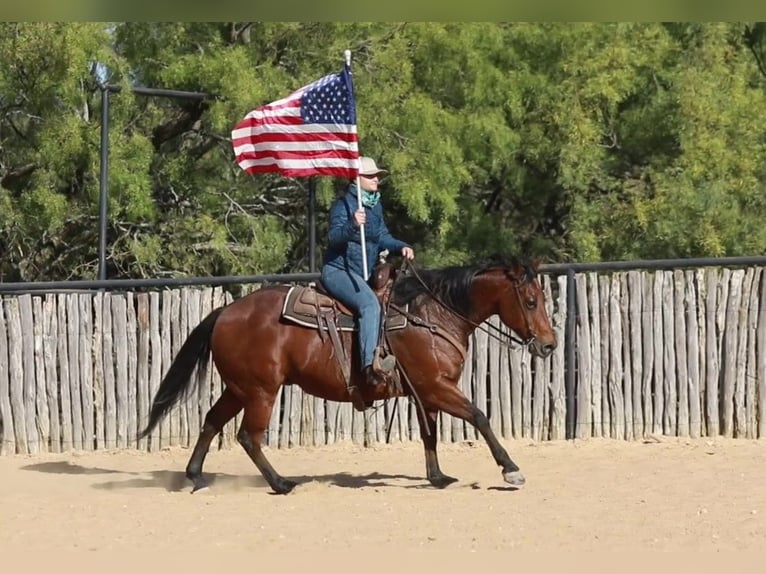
top-left (98, 85), bottom-right (110, 281)
top-left (565, 268), bottom-right (577, 439)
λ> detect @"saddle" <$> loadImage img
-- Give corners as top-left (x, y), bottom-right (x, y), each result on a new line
top-left (280, 262), bottom-right (407, 406)
top-left (280, 262), bottom-right (407, 333)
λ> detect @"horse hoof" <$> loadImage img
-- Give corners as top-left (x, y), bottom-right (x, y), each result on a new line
top-left (274, 479), bottom-right (298, 495)
top-left (429, 475), bottom-right (458, 489)
top-left (503, 471), bottom-right (525, 488)
top-left (191, 484), bottom-right (210, 494)
top-left (189, 476), bottom-right (208, 493)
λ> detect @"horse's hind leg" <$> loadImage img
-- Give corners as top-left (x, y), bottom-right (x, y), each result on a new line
top-left (432, 386), bottom-right (525, 488)
top-left (186, 388), bottom-right (242, 492)
top-left (419, 408), bottom-right (458, 488)
top-left (236, 393), bottom-right (296, 495)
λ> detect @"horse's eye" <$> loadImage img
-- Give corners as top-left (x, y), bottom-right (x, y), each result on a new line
top-left (525, 298), bottom-right (537, 310)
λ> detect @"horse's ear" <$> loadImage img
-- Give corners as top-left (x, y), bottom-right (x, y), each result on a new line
top-left (507, 264), bottom-right (526, 282)
top-left (530, 257), bottom-right (542, 271)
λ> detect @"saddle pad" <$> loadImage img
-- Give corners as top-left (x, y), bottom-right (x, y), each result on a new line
top-left (281, 285), bottom-right (408, 332)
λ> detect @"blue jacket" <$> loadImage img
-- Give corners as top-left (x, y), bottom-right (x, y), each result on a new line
top-left (322, 185), bottom-right (409, 279)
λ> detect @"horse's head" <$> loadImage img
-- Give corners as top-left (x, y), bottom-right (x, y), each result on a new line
top-left (392, 257), bottom-right (558, 359)
top-left (492, 259), bottom-right (557, 359)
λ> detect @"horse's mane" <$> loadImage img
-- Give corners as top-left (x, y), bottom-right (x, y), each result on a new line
top-left (392, 255), bottom-right (537, 315)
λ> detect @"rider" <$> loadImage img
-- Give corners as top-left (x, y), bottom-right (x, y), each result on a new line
top-left (320, 156), bottom-right (415, 395)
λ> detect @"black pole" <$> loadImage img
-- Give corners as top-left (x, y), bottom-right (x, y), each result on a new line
top-left (308, 177), bottom-right (317, 272)
top-left (565, 267), bottom-right (577, 439)
top-left (106, 84), bottom-right (212, 100)
top-left (98, 86), bottom-right (110, 281)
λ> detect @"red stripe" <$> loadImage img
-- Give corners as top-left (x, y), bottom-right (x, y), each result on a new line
top-left (235, 155), bottom-right (359, 170)
top-left (244, 165), bottom-right (358, 178)
top-left (236, 149), bottom-right (359, 163)
top-left (235, 115), bottom-right (304, 128)
top-left (232, 132), bottom-right (358, 147)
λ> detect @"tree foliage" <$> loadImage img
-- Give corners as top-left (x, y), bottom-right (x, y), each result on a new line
top-left (2, 22), bottom-right (766, 282)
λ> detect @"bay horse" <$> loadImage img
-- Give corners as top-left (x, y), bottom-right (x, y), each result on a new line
top-left (139, 257), bottom-right (557, 494)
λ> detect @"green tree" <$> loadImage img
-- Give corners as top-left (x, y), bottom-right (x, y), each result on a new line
top-left (3, 22), bottom-right (766, 283)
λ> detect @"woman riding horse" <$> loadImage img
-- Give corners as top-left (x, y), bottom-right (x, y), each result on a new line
top-left (139, 257), bottom-right (557, 494)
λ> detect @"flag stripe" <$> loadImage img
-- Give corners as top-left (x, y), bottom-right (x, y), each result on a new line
top-left (241, 104), bottom-right (301, 121)
top-left (234, 141), bottom-right (359, 155)
top-left (236, 150), bottom-right (359, 163)
top-left (239, 157), bottom-right (358, 169)
top-left (231, 123), bottom-right (358, 139)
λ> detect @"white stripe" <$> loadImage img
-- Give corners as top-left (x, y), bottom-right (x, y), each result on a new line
top-left (246, 107), bottom-right (301, 121)
top-left (231, 123), bottom-right (357, 140)
top-left (237, 157), bottom-right (357, 170)
top-left (233, 140), bottom-right (358, 155)
top-left (248, 90), bottom-right (305, 111)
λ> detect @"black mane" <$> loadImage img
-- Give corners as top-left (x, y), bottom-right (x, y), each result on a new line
top-left (392, 256), bottom-right (536, 315)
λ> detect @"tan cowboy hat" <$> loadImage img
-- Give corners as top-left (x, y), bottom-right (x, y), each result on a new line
top-left (359, 156), bottom-right (388, 178)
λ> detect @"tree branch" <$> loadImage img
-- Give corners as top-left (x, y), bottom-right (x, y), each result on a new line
top-left (1, 163), bottom-right (37, 189)
top-left (151, 100), bottom-right (209, 150)
top-left (744, 24), bottom-right (766, 79)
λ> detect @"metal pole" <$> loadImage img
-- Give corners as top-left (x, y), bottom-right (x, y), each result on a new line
top-left (98, 85), bottom-right (110, 281)
top-left (565, 267), bottom-right (577, 439)
top-left (106, 84), bottom-right (212, 100)
top-left (308, 177), bottom-right (317, 272)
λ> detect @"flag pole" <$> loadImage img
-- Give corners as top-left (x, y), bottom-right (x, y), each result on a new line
top-left (345, 49), bottom-right (369, 281)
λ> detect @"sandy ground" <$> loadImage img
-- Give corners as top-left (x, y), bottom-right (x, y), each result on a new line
top-left (1, 436), bottom-right (765, 554)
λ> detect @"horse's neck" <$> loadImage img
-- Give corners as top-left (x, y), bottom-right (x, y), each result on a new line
top-left (464, 273), bottom-right (500, 327)
top-left (418, 274), bottom-right (499, 342)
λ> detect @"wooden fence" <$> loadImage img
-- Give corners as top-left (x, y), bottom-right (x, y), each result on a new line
top-left (0, 266), bottom-right (764, 455)
top-left (572, 267), bottom-right (766, 440)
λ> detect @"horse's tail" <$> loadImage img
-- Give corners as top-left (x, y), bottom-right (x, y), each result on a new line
top-left (138, 307), bottom-right (224, 440)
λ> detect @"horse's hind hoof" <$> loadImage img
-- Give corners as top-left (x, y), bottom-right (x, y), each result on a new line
top-left (428, 474), bottom-right (458, 489)
top-left (189, 476), bottom-right (209, 493)
top-left (503, 471), bottom-right (525, 488)
top-left (273, 478), bottom-right (298, 495)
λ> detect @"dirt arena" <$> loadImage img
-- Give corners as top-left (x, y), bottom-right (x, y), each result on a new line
top-left (1, 436), bottom-right (765, 553)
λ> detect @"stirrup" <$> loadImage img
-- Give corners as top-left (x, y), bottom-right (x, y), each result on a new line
top-left (378, 354), bottom-right (396, 372)
top-left (373, 347), bottom-right (397, 374)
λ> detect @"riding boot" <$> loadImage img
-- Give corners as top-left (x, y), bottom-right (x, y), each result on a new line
top-left (349, 385), bottom-right (368, 412)
top-left (364, 364), bottom-right (387, 387)
top-left (348, 366), bottom-right (384, 413)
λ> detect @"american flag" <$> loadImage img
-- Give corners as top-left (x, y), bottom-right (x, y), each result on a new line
top-left (231, 64), bottom-right (360, 178)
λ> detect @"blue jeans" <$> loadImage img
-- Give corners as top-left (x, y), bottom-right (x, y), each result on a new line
top-left (320, 265), bottom-right (381, 370)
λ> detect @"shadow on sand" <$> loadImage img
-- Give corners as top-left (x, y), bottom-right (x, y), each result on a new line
top-left (19, 460), bottom-right (439, 493)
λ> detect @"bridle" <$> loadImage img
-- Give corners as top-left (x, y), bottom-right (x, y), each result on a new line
top-left (397, 261), bottom-right (538, 350)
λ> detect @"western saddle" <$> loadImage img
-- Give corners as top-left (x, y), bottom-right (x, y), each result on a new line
top-left (280, 262), bottom-right (407, 406)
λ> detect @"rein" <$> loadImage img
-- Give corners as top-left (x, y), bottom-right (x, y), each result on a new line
top-left (399, 260), bottom-right (536, 350)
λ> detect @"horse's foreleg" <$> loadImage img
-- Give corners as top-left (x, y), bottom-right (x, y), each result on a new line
top-left (419, 409), bottom-right (458, 488)
top-left (237, 390), bottom-right (296, 495)
top-left (432, 386), bottom-right (525, 488)
top-left (186, 387), bottom-right (242, 492)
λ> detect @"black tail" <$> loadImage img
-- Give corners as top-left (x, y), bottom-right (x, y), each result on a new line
top-left (138, 307), bottom-right (224, 440)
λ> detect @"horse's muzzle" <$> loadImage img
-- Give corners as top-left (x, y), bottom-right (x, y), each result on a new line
top-left (529, 339), bottom-right (556, 359)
